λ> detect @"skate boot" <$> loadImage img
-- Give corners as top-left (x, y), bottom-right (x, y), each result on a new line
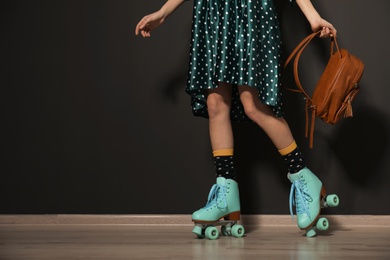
top-left (288, 167), bottom-right (339, 237)
top-left (192, 177), bottom-right (244, 240)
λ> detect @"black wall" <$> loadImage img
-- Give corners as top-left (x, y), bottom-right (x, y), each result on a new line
top-left (1, 0), bottom-right (390, 214)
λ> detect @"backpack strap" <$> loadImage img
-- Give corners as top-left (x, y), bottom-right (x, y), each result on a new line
top-left (284, 31), bottom-right (320, 100)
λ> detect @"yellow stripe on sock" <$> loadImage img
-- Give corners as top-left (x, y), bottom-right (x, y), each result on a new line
top-left (213, 149), bottom-right (234, 157)
top-left (278, 141), bottom-right (297, 156)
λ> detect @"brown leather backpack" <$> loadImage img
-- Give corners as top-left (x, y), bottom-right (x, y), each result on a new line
top-left (284, 31), bottom-right (364, 148)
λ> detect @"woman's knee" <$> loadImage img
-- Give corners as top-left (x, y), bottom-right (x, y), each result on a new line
top-left (207, 83), bottom-right (232, 118)
top-left (207, 93), bottom-right (230, 118)
top-left (239, 89), bottom-right (260, 120)
top-left (241, 100), bottom-right (260, 120)
top-left (239, 89), bottom-right (273, 122)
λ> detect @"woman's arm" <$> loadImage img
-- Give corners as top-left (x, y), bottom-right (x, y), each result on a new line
top-left (135, 0), bottom-right (187, 37)
top-left (295, 0), bottom-right (337, 37)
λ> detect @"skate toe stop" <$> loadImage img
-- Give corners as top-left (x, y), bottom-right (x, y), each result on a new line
top-left (306, 229), bottom-right (317, 237)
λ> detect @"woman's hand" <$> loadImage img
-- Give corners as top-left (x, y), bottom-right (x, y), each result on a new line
top-left (295, 0), bottom-right (337, 38)
top-left (310, 17), bottom-right (337, 38)
top-left (135, 0), bottom-right (185, 37)
top-left (135, 10), bottom-right (166, 37)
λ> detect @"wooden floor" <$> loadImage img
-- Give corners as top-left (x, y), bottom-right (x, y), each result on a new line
top-left (1, 221), bottom-right (390, 259)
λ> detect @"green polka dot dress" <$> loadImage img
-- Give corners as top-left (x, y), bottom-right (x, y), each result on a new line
top-left (185, 0), bottom-right (295, 121)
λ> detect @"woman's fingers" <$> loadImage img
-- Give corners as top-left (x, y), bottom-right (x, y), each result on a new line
top-left (319, 25), bottom-right (337, 38)
top-left (135, 16), bottom-right (151, 36)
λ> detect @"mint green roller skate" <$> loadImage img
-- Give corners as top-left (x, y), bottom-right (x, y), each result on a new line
top-left (192, 177), bottom-right (245, 240)
top-left (288, 167), bottom-right (339, 237)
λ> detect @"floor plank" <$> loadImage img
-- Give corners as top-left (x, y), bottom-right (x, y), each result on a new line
top-left (1, 224), bottom-right (389, 259)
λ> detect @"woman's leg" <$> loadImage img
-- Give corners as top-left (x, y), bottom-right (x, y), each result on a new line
top-left (207, 82), bottom-right (237, 180)
top-left (207, 82), bottom-right (234, 151)
top-left (238, 85), bottom-right (327, 235)
top-left (192, 82), bottom-right (241, 224)
top-left (238, 85), bottom-right (294, 150)
top-left (238, 85), bottom-right (306, 173)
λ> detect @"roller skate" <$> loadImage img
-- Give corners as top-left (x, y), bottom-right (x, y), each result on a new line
top-left (288, 167), bottom-right (339, 237)
top-left (192, 177), bottom-right (245, 240)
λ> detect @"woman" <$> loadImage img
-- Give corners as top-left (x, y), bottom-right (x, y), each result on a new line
top-left (135, 0), bottom-right (337, 236)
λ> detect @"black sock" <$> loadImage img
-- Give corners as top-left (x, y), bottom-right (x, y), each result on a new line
top-left (214, 155), bottom-right (237, 180)
top-left (282, 147), bottom-right (306, 174)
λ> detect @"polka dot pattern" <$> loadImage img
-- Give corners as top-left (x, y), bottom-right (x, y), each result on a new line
top-left (283, 147), bottom-right (306, 174)
top-left (185, 0), bottom-right (294, 121)
top-left (214, 156), bottom-right (236, 180)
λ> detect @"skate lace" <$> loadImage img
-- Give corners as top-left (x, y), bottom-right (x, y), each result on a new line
top-left (204, 184), bottom-right (227, 210)
top-left (289, 179), bottom-right (313, 221)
